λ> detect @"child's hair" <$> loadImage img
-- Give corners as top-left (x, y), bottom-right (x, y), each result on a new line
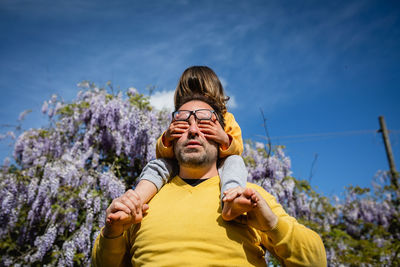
top-left (174, 66), bottom-right (230, 114)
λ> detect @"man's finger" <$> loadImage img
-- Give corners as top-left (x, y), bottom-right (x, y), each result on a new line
top-left (110, 200), bottom-right (132, 215)
top-left (142, 204), bottom-right (149, 213)
top-left (125, 190), bottom-right (142, 214)
top-left (119, 195), bottom-right (139, 215)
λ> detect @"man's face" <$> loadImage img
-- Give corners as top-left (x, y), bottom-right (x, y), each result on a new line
top-left (173, 100), bottom-right (219, 169)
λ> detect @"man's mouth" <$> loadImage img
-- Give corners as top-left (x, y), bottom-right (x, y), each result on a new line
top-left (185, 140), bottom-right (202, 148)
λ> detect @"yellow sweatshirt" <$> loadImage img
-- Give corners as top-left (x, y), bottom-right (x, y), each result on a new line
top-left (92, 176), bottom-right (327, 267)
top-left (156, 112), bottom-right (243, 159)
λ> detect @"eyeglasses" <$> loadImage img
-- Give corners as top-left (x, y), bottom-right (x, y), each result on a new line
top-left (172, 109), bottom-right (216, 122)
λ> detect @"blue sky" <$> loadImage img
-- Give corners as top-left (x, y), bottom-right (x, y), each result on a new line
top-left (1, 0), bottom-right (399, 197)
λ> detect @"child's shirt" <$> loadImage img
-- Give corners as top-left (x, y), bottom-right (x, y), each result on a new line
top-left (156, 112), bottom-right (243, 159)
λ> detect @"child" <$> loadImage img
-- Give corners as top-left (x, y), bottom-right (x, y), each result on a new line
top-left (135, 66), bottom-right (254, 221)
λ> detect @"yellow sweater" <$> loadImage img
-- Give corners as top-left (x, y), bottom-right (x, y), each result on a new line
top-left (156, 111), bottom-right (243, 158)
top-left (92, 176), bottom-right (327, 266)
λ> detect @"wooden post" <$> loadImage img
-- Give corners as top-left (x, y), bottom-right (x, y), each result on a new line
top-left (378, 116), bottom-right (398, 188)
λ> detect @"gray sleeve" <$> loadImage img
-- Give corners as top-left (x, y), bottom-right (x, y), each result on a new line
top-left (218, 155), bottom-right (248, 196)
top-left (138, 158), bottom-right (178, 191)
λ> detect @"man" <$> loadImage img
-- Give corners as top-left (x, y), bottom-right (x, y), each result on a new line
top-left (92, 95), bottom-right (327, 266)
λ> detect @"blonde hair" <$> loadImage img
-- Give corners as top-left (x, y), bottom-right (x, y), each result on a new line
top-left (174, 66), bottom-right (229, 114)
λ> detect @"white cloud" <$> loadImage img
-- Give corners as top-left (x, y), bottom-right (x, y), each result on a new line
top-left (227, 94), bottom-right (237, 109)
top-left (219, 77), bottom-right (237, 109)
top-left (149, 88), bottom-right (238, 111)
top-left (149, 90), bottom-right (175, 111)
top-left (219, 77), bottom-right (228, 89)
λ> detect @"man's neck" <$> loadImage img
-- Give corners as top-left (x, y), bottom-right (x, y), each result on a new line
top-left (179, 164), bottom-right (219, 179)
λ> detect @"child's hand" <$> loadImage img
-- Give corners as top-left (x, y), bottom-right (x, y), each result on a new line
top-left (198, 119), bottom-right (230, 150)
top-left (163, 120), bottom-right (189, 147)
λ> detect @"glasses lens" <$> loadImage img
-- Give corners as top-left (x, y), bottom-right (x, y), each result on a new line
top-left (173, 109), bottom-right (214, 121)
top-left (174, 110), bottom-right (190, 121)
top-left (195, 109), bottom-right (212, 120)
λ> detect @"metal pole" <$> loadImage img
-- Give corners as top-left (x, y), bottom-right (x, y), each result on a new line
top-left (378, 116), bottom-right (398, 188)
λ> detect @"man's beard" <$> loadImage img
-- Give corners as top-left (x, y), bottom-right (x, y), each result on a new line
top-left (174, 139), bottom-right (218, 168)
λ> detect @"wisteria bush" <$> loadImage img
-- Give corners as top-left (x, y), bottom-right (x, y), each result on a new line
top-left (243, 141), bottom-right (399, 266)
top-left (0, 82), bottom-right (399, 266)
top-left (0, 83), bottom-right (169, 266)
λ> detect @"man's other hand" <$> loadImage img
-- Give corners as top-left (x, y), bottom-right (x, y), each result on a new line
top-left (222, 187), bottom-right (258, 221)
top-left (246, 190), bottom-right (278, 232)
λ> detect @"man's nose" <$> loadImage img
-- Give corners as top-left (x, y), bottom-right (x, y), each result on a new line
top-left (187, 115), bottom-right (201, 136)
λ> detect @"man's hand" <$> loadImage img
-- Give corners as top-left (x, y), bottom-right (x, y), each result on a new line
top-left (246, 190), bottom-right (278, 231)
top-left (103, 189), bottom-right (149, 238)
top-left (223, 187), bottom-right (278, 231)
top-left (198, 119), bottom-right (230, 150)
top-left (163, 121), bottom-right (189, 147)
top-left (222, 187), bottom-right (258, 221)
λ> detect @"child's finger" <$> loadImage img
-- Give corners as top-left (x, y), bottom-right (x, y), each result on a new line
top-left (107, 211), bottom-right (121, 222)
top-left (202, 134), bottom-right (217, 141)
top-left (198, 123), bottom-right (214, 130)
top-left (174, 122), bottom-right (189, 128)
top-left (213, 119), bottom-right (222, 128)
top-left (198, 120), bottom-right (211, 125)
top-left (171, 124), bottom-right (189, 132)
top-left (198, 131), bottom-right (206, 139)
top-left (223, 190), bottom-right (241, 202)
top-left (178, 124), bottom-right (190, 129)
top-left (200, 123), bottom-right (219, 132)
top-left (172, 120), bottom-right (189, 125)
top-left (172, 128), bottom-right (187, 134)
top-left (202, 119), bottom-right (220, 129)
top-left (223, 187), bottom-right (239, 195)
top-left (200, 120), bottom-right (218, 128)
top-left (107, 211), bottom-right (131, 223)
top-left (199, 129), bottom-right (216, 136)
top-left (170, 133), bottom-right (183, 139)
top-left (175, 128), bottom-right (189, 133)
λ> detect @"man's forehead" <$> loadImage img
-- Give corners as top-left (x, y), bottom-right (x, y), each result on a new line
top-left (178, 100), bottom-right (213, 111)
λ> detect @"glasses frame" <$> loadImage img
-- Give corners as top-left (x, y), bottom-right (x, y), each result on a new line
top-left (172, 109), bottom-right (217, 122)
